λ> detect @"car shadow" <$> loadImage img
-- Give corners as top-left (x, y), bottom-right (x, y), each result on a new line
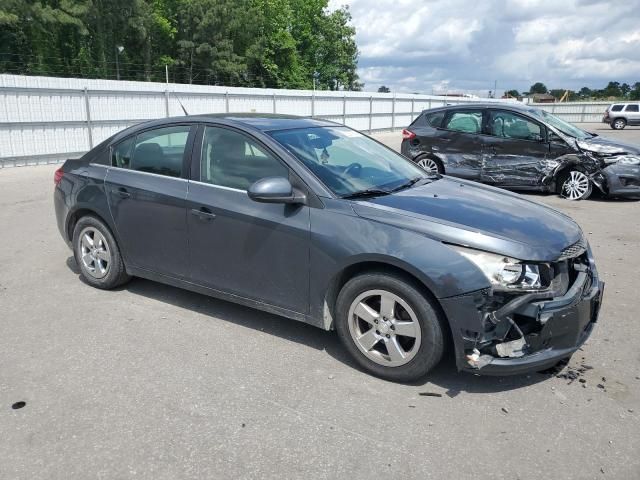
top-left (66, 256), bottom-right (554, 393)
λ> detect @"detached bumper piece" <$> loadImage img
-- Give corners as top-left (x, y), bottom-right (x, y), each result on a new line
top-left (441, 251), bottom-right (604, 375)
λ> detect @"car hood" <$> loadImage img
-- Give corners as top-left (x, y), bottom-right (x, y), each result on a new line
top-left (351, 177), bottom-right (583, 261)
top-left (577, 136), bottom-right (640, 155)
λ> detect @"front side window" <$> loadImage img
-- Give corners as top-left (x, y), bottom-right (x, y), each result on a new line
top-left (443, 110), bottom-right (483, 134)
top-left (488, 110), bottom-right (543, 141)
top-left (270, 126), bottom-right (429, 197)
top-left (625, 104), bottom-right (639, 112)
top-left (130, 125), bottom-right (191, 177)
top-left (200, 126), bottom-right (289, 190)
top-left (611, 105), bottom-right (624, 112)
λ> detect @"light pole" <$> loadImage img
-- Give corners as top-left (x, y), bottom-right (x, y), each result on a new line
top-left (115, 45), bottom-right (124, 80)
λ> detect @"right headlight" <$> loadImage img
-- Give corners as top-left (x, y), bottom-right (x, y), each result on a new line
top-left (450, 245), bottom-right (544, 291)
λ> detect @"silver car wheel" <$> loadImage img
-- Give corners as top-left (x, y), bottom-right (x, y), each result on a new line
top-left (613, 119), bottom-right (625, 129)
top-left (561, 171), bottom-right (591, 200)
top-left (347, 289), bottom-right (422, 367)
top-left (417, 157), bottom-right (439, 173)
top-left (78, 227), bottom-right (111, 279)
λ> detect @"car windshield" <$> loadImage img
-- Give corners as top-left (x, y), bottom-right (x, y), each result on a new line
top-left (528, 108), bottom-right (592, 139)
top-left (269, 126), bottom-right (431, 197)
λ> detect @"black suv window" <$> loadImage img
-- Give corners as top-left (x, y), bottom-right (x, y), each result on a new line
top-left (425, 111), bottom-right (445, 127)
top-left (625, 104), bottom-right (639, 112)
top-left (488, 110), bottom-right (543, 141)
top-left (201, 126), bottom-right (289, 190)
top-left (611, 105), bottom-right (624, 112)
top-left (443, 110), bottom-right (483, 134)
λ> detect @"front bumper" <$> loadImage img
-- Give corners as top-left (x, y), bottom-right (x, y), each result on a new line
top-left (440, 264), bottom-right (604, 375)
top-left (602, 163), bottom-right (640, 197)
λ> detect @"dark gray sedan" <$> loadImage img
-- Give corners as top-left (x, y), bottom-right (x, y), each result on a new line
top-left (54, 114), bottom-right (604, 381)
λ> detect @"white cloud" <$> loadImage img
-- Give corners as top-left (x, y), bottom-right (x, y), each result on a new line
top-left (330, 0), bottom-right (640, 94)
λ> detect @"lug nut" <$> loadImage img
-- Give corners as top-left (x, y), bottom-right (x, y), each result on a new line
top-left (374, 319), bottom-right (378, 324)
top-left (386, 334), bottom-right (390, 338)
top-left (376, 330), bottom-right (380, 335)
top-left (391, 325), bottom-right (395, 330)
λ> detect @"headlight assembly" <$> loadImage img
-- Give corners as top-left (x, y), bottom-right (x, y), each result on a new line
top-left (451, 246), bottom-right (544, 291)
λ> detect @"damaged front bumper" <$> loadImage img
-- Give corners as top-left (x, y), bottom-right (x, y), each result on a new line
top-left (440, 252), bottom-right (604, 375)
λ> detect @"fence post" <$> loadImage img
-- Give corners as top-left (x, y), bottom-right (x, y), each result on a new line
top-left (83, 87), bottom-right (93, 149)
top-left (164, 90), bottom-right (170, 117)
top-left (580, 103), bottom-right (587, 123)
top-left (391, 94), bottom-right (396, 131)
top-left (272, 92), bottom-right (277, 114)
top-left (342, 94), bottom-right (347, 126)
top-left (411, 98), bottom-right (415, 122)
top-left (428, 99), bottom-right (432, 110)
top-left (311, 91), bottom-right (315, 118)
top-left (225, 92), bottom-right (229, 113)
top-left (368, 96), bottom-right (373, 134)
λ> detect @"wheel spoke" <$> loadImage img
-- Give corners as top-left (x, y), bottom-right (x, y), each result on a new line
top-left (93, 231), bottom-right (103, 248)
top-left (385, 337), bottom-right (406, 362)
top-left (379, 294), bottom-right (396, 319)
top-left (82, 233), bottom-right (93, 249)
top-left (82, 253), bottom-right (94, 267)
top-left (393, 320), bottom-right (417, 338)
top-left (354, 301), bottom-right (379, 325)
top-left (357, 329), bottom-right (381, 351)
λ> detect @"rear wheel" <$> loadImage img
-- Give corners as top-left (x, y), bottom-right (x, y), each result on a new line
top-left (72, 216), bottom-right (131, 289)
top-left (611, 118), bottom-right (626, 130)
top-left (415, 155), bottom-right (443, 174)
top-left (558, 169), bottom-right (592, 201)
top-left (335, 272), bottom-right (445, 382)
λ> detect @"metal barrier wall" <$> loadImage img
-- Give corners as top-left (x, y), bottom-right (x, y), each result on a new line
top-left (0, 74), bottom-right (609, 167)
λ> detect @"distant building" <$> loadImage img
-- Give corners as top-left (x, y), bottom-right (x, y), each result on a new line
top-left (529, 93), bottom-right (556, 103)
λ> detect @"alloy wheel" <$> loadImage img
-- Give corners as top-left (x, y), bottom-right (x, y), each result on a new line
top-left (347, 289), bottom-right (422, 367)
top-left (78, 227), bottom-right (111, 279)
top-left (417, 157), bottom-right (439, 173)
top-left (613, 119), bottom-right (626, 130)
top-left (561, 171), bottom-right (591, 200)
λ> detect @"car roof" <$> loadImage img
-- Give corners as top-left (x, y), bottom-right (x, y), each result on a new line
top-left (105, 113), bottom-right (339, 146)
top-left (423, 102), bottom-right (535, 114)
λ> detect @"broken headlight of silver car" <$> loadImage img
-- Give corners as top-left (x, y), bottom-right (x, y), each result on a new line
top-left (451, 246), bottom-right (546, 291)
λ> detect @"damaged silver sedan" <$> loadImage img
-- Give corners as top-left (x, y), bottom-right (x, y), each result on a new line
top-left (401, 103), bottom-right (640, 200)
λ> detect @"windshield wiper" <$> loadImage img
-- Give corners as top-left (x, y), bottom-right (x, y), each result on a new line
top-left (341, 188), bottom-right (391, 199)
top-left (389, 176), bottom-right (426, 193)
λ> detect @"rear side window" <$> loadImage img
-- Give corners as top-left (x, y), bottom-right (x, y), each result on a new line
top-left (625, 104), bottom-right (639, 112)
top-left (130, 125), bottom-right (191, 177)
top-left (111, 137), bottom-right (135, 168)
top-left (425, 111), bottom-right (445, 128)
top-left (443, 110), bottom-right (483, 134)
top-left (610, 105), bottom-right (624, 112)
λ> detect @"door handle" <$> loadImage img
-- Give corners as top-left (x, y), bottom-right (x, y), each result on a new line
top-left (191, 207), bottom-right (216, 220)
top-left (114, 188), bottom-right (131, 199)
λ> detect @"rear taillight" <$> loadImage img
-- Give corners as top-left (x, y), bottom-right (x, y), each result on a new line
top-left (54, 167), bottom-right (64, 186)
top-left (402, 129), bottom-right (416, 140)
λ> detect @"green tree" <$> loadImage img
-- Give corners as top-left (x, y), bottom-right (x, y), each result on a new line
top-left (504, 89), bottom-right (519, 98)
top-left (378, 85), bottom-right (390, 93)
top-left (529, 82), bottom-right (548, 94)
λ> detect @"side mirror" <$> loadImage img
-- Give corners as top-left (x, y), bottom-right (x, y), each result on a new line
top-left (247, 177), bottom-right (306, 204)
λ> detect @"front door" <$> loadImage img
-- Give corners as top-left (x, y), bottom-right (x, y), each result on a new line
top-left (186, 125), bottom-right (310, 314)
top-left (105, 124), bottom-right (195, 278)
top-left (481, 109), bottom-right (549, 187)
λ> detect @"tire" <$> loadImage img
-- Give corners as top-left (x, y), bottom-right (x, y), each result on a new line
top-left (72, 215), bottom-right (131, 289)
top-left (611, 118), bottom-right (626, 130)
top-left (415, 155), bottom-right (444, 174)
top-left (557, 169), bottom-right (593, 201)
top-left (335, 272), bottom-right (445, 382)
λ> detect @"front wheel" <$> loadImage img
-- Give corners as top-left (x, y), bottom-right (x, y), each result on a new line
top-left (558, 170), bottom-right (593, 201)
top-left (335, 273), bottom-right (445, 382)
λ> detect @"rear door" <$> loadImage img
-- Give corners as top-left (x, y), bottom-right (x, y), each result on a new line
top-left (480, 109), bottom-right (549, 187)
top-left (185, 125), bottom-right (310, 314)
top-left (436, 108), bottom-right (485, 180)
top-left (105, 124), bottom-right (196, 278)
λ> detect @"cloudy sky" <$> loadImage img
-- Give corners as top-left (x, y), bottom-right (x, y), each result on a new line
top-left (329, 0), bottom-right (640, 95)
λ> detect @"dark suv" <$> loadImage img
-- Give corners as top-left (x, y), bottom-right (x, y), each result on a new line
top-left (401, 103), bottom-right (640, 200)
